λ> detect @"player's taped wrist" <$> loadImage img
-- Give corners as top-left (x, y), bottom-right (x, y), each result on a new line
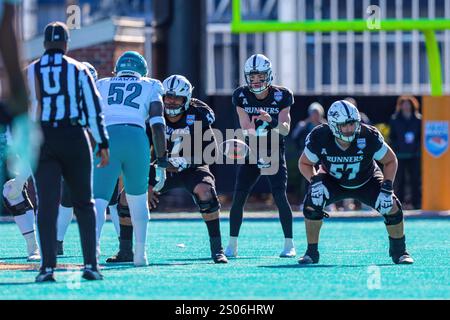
top-left (156, 156), bottom-right (169, 169)
top-left (381, 180), bottom-right (393, 194)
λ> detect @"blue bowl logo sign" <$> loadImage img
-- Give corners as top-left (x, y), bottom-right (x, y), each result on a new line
top-left (425, 121), bottom-right (449, 158)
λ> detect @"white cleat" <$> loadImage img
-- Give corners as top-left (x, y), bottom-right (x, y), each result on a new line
top-left (280, 238), bottom-right (296, 258)
top-left (398, 254), bottom-right (414, 264)
top-left (224, 245), bottom-right (237, 258)
top-left (280, 247), bottom-right (296, 258)
top-left (134, 253), bottom-right (148, 267)
top-left (134, 243), bottom-right (149, 267)
top-left (27, 250), bottom-right (41, 262)
top-left (225, 237), bottom-right (238, 257)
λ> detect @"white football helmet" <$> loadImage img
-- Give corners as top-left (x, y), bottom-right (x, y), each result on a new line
top-left (244, 54), bottom-right (273, 94)
top-left (162, 75), bottom-right (193, 117)
top-left (82, 62), bottom-right (98, 82)
top-left (327, 100), bottom-right (361, 142)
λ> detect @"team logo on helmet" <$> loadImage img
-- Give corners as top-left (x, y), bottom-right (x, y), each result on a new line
top-left (425, 121), bottom-right (448, 158)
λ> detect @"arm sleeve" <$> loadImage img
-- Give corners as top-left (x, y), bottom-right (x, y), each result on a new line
top-left (150, 80), bottom-right (164, 104)
top-left (79, 67), bottom-right (109, 148)
top-left (303, 130), bottom-right (320, 163)
top-left (232, 88), bottom-right (243, 108)
top-left (198, 104), bottom-right (216, 127)
top-left (372, 129), bottom-right (388, 161)
top-left (279, 88), bottom-right (294, 110)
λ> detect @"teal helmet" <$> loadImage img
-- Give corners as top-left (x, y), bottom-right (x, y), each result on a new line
top-left (114, 51), bottom-right (148, 78)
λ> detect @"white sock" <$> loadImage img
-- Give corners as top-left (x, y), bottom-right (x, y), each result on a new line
top-left (57, 205), bottom-right (73, 241)
top-left (135, 241), bottom-right (147, 256)
top-left (24, 232), bottom-right (39, 255)
top-left (14, 209), bottom-right (35, 235)
top-left (228, 236), bottom-right (238, 247)
top-left (94, 198), bottom-right (109, 243)
top-left (108, 204), bottom-right (120, 237)
top-left (126, 193), bottom-right (149, 245)
top-left (284, 238), bottom-right (294, 249)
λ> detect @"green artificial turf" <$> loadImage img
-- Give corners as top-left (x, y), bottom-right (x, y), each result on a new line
top-left (0, 217), bottom-right (449, 299)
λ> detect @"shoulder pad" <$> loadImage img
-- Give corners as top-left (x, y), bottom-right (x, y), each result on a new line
top-left (190, 99), bottom-right (215, 125)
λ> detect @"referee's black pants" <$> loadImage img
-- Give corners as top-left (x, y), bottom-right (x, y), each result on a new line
top-left (35, 125), bottom-right (97, 269)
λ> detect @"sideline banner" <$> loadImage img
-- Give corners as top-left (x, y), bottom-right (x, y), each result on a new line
top-left (422, 96), bottom-right (450, 210)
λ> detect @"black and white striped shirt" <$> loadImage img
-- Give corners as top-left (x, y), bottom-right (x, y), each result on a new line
top-left (26, 49), bottom-right (109, 148)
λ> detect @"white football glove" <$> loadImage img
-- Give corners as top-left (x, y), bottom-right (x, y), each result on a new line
top-left (168, 157), bottom-right (189, 172)
top-left (310, 176), bottom-right (329, 208)
top-left (153, 158), bottom-right (168, 192)
top-left (375, 180), bottom-right (394, 215)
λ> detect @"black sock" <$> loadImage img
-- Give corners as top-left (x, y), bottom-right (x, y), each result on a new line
top-left (206, 219), bottom-right (223, 254)
top-left (120, 223), bottom-right (133, 243)
top-left (307, 243), bottom-right (318, 253)
top-left (389, 235), bottom-right (406, 257)
top-left (205, 218), bottom-right (221, 238)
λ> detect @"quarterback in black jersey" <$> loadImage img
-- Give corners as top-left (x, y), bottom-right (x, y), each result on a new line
top-left (225, 54), bottom-right (296, 258)
top-left (107, 75), bottom-right (227, 264)
top-left (298, 100), bottom-right (414, 265)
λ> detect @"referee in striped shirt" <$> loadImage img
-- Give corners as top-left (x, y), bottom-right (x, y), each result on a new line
top-left (27, 22), bottom-right (110, 282)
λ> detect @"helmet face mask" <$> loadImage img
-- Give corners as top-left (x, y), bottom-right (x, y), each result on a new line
top-left (162, 75), bottom-right (193, 118)
top-left (244, 54), bottom-right (273, 94)
top-left (163, 94), bottom-right (186, 118)
top-left (327, 100), bottom-right (362, 143)
top-left (245, 71), bottom-right (271, 94)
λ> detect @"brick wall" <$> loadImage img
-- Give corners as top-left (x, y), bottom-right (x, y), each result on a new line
top-left (0, 39), bottom-right (145, 98)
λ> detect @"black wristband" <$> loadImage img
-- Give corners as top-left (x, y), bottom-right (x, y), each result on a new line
top-left (381, 180), bottom-right (393, 193)
top-left (310, 174), bottom-right (324, 184)
top-left (268, 117), bottom-right (278, 129)
top-left (156, 156), bottom-right (169, 168)
top-left (98, 141), bottom-right (109, 150)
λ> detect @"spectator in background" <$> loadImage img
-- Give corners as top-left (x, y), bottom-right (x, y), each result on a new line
top-left (345, 97), bottom-right (371, 125)
top-left (292, 102), bottom-right (325, 152)
top-left (291, 102), bottom-right (325, 206)
top-left (389, 96), bottom-right (422, 209)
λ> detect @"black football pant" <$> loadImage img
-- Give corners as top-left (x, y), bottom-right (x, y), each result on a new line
top-left (34, 125), bottom-right (97, 269)
top-left (229, 155), bottom-right (293, 238)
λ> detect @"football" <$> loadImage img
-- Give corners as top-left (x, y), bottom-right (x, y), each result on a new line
top-left (220, 139), bottom-right (250, 160)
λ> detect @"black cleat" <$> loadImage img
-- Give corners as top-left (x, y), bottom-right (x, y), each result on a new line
top-left (82, 265), bottom-right (103, 280)
top-left (56, 241), bottom-right (64, 256)
top-left (106, 239), bottom-right (133, 263)
top-left (106, 251), bottom-right (134, 263)
top-left (213, 252), bottom-right (228, 264)
top-left (392, 252), bottom-right (414, 264)
top-left (35, 267), bottom-right (56, 283)
top-left (298, 251), bottom-right (320, 264)
top-left (210, 237), bottom-right (227, 263)
top-left (389, 236), bottom-right (413, 264)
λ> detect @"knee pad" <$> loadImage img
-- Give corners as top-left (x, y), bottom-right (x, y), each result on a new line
top-left (2, 185), bottom-right (34, 216)
top-left (193, 187), bottom-right (221, 214)
top-left (383, 208), bottom-right (403, 225)
top-left (303, 206), bottom-right (328, 220)
top-left (383, 197), bottom-right (403, 225)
